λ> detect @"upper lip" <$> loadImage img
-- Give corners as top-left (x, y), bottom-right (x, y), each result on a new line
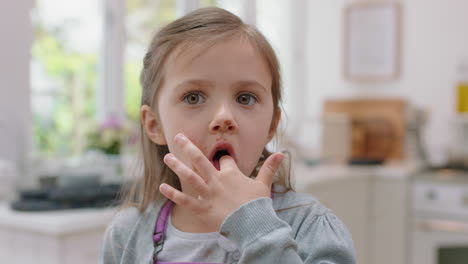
top-left (209, 141), bottom-right (236, 162)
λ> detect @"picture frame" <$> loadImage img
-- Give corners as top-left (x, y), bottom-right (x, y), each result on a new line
top-left (343, 2), bottom-right (401, 81)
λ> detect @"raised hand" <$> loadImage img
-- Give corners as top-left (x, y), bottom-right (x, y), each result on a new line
top-left (159, 133), bottom-right (284, 231)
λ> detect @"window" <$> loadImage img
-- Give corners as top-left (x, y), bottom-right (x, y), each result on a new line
top-left (30, 0), bottom-right (295, 158)
top-left (31, 0), bottom-right (180, 158)
top-left (31, 0), bottom-right (102, 157)
top-left (200, 0), bottom-right (218, 7)
top-left (124, 0), bottom-right (177, 122)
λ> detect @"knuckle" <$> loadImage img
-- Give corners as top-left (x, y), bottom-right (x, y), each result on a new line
top-left (224, 166), bottom-right (236, 174)
top-left (193, 153), bottom-right (205, 164)
top-left (169, 159), bottom-right (180, 170)
top-left (182, 141), bottom-right (192, 153)
top-left (177, 194), bottom-right (190, 206)
top-left (180, 140), bottom-right (190, 151)
top-left (266, 163), bottom-right (276, 174)
top-left (186, 171), bottom-right (198, 183)
top-left (173, 164), bottom-right (186, 178)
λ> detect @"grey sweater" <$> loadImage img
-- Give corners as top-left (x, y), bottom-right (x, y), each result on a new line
top-left (99, 186), bottom-right (356, 264)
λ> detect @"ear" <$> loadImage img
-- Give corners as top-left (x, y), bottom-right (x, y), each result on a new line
top-left (267, 109), bottom-right (281, 142)
top-left (141, 105), bottom-right (167, 145)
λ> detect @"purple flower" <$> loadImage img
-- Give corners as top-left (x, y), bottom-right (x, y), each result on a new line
top-left (127, 133), bottom-right (139, 145)
top-left (99, 116), bottom-right (122, 130)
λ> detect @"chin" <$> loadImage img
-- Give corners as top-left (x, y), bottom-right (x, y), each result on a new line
top-left (242, 164), bottom-right (258, 177)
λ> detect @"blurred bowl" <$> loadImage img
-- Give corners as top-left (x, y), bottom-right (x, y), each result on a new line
top-left (58, 169), bottom-right (101, 188)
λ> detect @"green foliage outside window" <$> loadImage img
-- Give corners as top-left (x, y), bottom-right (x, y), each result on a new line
top-left (124, 61), bottom-right (142, 122)
top-left (32, 24), bottom-right (97, 157)
top-left (124, 0), bottom-right (178, 122)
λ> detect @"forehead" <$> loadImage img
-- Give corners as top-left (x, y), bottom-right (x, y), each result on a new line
top-left (161, 36), bottom-right (272, 89)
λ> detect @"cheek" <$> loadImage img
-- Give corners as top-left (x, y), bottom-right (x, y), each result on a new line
top-left (239, 136), bottom-right (267, 176)
top-left (238, 118), bottom-right (272, 175)
top-left (164, 123), bottom-right (208, 168)
top-left (160, 108), bottom-right (202, 145)
top-left (157, 97), bottom-right (209, 166)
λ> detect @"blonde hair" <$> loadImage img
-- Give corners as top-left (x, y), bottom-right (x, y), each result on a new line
top-left (124, 7), bottom-right (291, 212)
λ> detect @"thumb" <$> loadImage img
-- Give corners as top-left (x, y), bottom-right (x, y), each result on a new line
top-left (256, 152), bottom-right (284, 187)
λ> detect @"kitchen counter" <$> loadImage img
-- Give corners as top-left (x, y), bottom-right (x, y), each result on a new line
top-left (411, 168), bottom-right (468, 185)
top-left (293, 160), bottom-right (422, 191)
top-left (0, 203), bottom-right (116, 235)
top-left (0, 203), bottom-right (117, 264)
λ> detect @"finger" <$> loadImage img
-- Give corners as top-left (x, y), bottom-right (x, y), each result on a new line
top-left (256, 152), bottom-right (284, 187)
top-left (219, 155), bottom-right (238, 171)
top-left (174, 133), bottom-right (216, 182)
top-left (164, 153), bottom-right (210, 196)
top-left (159, 183), bottom-right (203, 211)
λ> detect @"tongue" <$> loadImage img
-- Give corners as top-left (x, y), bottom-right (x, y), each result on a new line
top-left (212, 153), bottom-right (229, 171)
top-left (213, 159), bottom-right (221, 171)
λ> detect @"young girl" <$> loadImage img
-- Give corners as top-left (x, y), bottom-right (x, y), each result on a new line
top-left (100, 7), bottom-right (355, 264)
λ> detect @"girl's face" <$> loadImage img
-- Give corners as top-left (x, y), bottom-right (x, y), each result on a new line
top-left (145, 37), bottom-right (279, 178)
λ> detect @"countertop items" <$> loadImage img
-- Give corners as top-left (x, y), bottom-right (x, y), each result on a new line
top-left (293, 160), bottom-right (420, 189)
top-left (10, 183), bottom-right (121, 211)
top-left (322, 98), bottom-right (407, 162)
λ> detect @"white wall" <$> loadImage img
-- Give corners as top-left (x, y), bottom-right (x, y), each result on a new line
top-left (0, 1), bottom-right (33, 170)
top-left (303, 0), bottom-right (468, 161)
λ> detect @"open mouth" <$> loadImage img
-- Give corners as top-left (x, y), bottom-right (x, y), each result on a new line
top-left (209, 143), bottom-right (235, 171)
top-left (212, 150), bottom-right (230, 170)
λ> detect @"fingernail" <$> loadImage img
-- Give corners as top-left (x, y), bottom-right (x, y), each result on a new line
top-left (175, 133), bottom-right (186, 144)
top-left (164, 153), bottom-right (174, 163)
top-left (160, 184), bottom-right (168, 192)
top-left (276, 153), bottom-right (284, 163)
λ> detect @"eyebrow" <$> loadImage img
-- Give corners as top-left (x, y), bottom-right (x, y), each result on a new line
top-left (175, 79), bottom-right (268, 92)
top-left (175, 80), bottom-right (213, 90)
top-left (234, 80), bottom-right (268, 93)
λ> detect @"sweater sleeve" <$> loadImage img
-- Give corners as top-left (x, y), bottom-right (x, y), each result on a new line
top-left (99, 218), bottom-right (125, 264)
top-left (219, 197), bottom-right (356, 264)
top-left (99, 209), bottom-right (130, 264)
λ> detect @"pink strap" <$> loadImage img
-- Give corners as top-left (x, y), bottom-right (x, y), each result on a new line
top-left (158, 263), bottom-right (219, 264)
top-left (153, 200), bottom-right (173, 244)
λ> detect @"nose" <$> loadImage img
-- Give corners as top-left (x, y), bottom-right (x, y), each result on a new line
top-left (209, 103), bottom-right (238, 134)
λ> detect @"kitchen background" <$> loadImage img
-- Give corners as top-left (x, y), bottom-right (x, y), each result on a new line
top-left (1, 0), bottom-right (468, 264)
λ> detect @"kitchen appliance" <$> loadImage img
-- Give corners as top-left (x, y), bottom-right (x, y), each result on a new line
top-left (447, 115), bottom-right (468, 166)
top-left (410, 168), bottom-right (468, 264)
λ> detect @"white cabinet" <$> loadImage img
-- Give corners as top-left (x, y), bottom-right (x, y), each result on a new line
top-left (373, 177), bottom-right (409, 264)
top-left (0, 203), bottom-right (116, 264)
top-left (294, 163), bottom-right (414, 264)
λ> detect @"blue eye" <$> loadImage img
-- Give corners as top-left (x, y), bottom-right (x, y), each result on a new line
top-left (237, 93), bottom-right (257, 106)
top-left (183, 92), bottom-right (205, 105)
